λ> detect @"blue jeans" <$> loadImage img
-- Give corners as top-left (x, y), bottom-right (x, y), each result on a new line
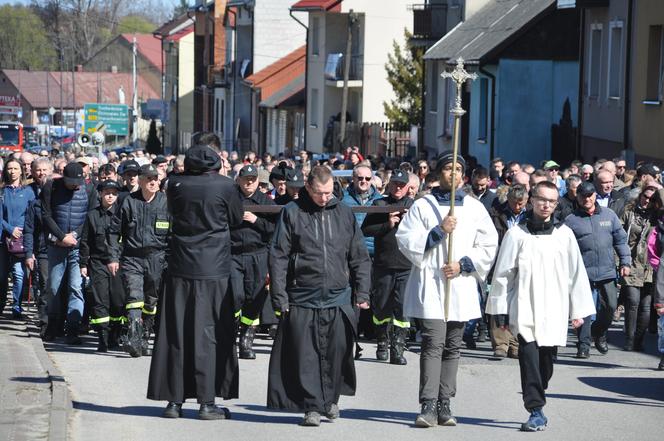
top-left (464, 286), bottom-right (486, 339)
top-left (47, 246), bottom-right (84, 325)
top-left (0, 246), bottom-right (26, 313)
top-left (658, 315), bottom-right (664, 354)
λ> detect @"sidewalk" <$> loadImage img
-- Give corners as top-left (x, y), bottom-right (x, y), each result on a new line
top-left (0, 310), bottom-right (70, 441)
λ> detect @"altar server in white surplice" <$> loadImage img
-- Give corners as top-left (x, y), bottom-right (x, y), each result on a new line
top-left (395, 152), bottom-right (498, 428)
top-left (486, 181), bottom-right (595, 432)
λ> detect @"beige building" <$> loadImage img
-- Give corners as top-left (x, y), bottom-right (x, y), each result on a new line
top-left (629, 0), bottom-right (664, 161)
top-left (291, 0), bottom-right (412, 152)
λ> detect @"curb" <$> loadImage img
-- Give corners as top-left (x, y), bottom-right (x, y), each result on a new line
top-left (25, 319), bottom-right (71, 441)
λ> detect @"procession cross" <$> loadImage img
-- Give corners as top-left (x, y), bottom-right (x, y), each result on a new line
top-left (440, 58), bottom-right (477, 320)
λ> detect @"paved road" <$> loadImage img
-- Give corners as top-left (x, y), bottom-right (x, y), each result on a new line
top-left (41, 321), bottom-right (663, 441)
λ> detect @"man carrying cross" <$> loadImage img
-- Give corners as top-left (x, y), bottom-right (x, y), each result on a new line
top-left (396, 153), bottom-right (498, 427)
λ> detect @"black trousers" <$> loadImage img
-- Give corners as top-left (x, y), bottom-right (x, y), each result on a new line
top-left (121, 251), bottom-right (165, 316)
top-left (89, 258), bottom-right (125, 329)
top-left (518, 335), bottom-right (555, 411)
top-left (577, 279), bottom-right (618, 348)
top-left (623, 284), bottom-right (653, 342)
top-left (230, 250), bottom-right (268, 325)
top-left (371, 267), bottom-right (409, 326)
top-left (32, 256), bottom-right (50, 325)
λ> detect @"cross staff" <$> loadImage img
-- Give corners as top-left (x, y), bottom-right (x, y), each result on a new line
top-left (440, 58), bottom-right (477, 320)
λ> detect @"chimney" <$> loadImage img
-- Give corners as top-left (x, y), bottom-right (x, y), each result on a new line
top-left (110, 66), bottom-right (118, 74)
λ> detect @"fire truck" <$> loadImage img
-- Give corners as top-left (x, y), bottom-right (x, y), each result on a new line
top-left (0, 121), bottom-right (24, 152)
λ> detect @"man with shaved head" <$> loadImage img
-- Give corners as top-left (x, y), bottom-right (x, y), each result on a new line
top-left (599, 160), bottom-right (626, 191)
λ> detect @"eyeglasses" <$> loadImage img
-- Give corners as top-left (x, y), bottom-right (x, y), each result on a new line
top-left (532, 196), bottom-right (558, 206)
top-left (355, 176), bottom-right (372, 182)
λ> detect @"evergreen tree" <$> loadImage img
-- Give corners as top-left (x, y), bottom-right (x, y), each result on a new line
top-left (145, 119), bottom-right (162, 155)
top-left (383, 29), bottom-right (423, 127)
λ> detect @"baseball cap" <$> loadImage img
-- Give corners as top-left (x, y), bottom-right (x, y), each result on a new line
top-left (285, 168), bottom-right (305, 188)
top-left (121, 160), bottom-right (140, 175)
top-left (63, 162), bottom-right (85, 187)
top-left (577, 181), bottom-right (596, 197)
top-left (152, 155), bottom-right (168, 165)
top-left (139, 164), bottom-right (159, 178)
top-left (97, 179), bottom-right (122, 192)
top-left (238, 165), bottom-right (259, 178)
top-left (543, 160), bottom-right (560, 170)
top-left (390, 169), bottom-right (409, 185)
top-left (636, 163), bottom-right (660, 178)
top-left (76, 156), bottom-right (93, 168)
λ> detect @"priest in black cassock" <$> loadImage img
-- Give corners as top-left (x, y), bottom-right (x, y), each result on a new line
top-left (147, 144), bottom-right (244, 420)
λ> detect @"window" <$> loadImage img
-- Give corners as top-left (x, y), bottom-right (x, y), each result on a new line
top-left (310, 88), bottom-right (319, 127)
top-left (645, 25), bottom-right (664, 102)
top-left (478, 78), bottom-right (489, 141)
top-left (607, 21), bottom-right (623, 99)
top-left (312, 17), bottom-right (320, 56)
top-left (429, 61), bottom-right (438, 112)
top-left (588, 24), bottom-right (603, 98)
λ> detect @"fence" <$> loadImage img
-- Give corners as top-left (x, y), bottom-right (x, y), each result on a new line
top-left (325, 121), bottom-right (415, 158)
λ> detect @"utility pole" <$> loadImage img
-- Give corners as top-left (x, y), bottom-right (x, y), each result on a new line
top-left (338, 10), bottom-right (357, 151)
top-left (132, 35), bottom-right (138, 144)
top-left (59, 53), bottom-right (64, 126)
top-left (202, 6), bottom-right (210, 133)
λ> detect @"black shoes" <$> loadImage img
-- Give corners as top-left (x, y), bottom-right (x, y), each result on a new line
top-left (199, 404), bottom-right (231, 420)
top-left (576, 347), bottom-right (590, 359)
top-left (437, 399), bottom-right (457, 426)
top-left (658, 354), bottom-right (664, 371)
top-left (462, 334), bottom-right (476, 349)
top-left (594, 336), bottom-right (609, 354)
top-left (415, 400), bottom-right (438, 428)
top-left (162, 402), bottom-right (183, 418)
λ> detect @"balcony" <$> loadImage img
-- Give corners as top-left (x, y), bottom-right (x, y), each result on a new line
top-left (324, 53), bottom-right (363, 88)
top-left (411, 3), bottom-right (448, 41)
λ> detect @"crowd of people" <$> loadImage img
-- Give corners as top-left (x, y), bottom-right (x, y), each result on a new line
top-left (1, 136), bottom-right (663, 431)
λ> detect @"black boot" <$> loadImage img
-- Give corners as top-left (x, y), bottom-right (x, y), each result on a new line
top-left (633, 330), bottom-right (646, 352)
top-left (65, 322), bottom-right (82, 345)
top-left (375, 324), bottom-right (389, 361)
top-left (437, 398), bottom-right (457, 426)
top-left (142, 315), bottom-right (154, 356)
top-left (108, 324), bottom-right (121, 350)
top-left (42, 316), bottom-right (59, 342)
top-left (97, 328), bottom-right (109, 352)
top-left (389, 326), bottom-right (408, 365)
top-left (125, 310), bottom-right (143, 358)
top-left (623, 336), bottom-right (634, 351)
top-left (658, 354), bottom-right (664, 371)
top-left (239, 324), bottom-right (256, 359)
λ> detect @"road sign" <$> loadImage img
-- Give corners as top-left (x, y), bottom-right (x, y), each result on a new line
top-left (84, 103), bottom-right (129, 136)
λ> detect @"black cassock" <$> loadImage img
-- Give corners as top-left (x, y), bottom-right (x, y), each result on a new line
top-left (147, 148), bottom-right (244, 404)
top-left (267, 190), bottom-right (371, 412)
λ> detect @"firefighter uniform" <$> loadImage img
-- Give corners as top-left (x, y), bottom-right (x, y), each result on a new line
top-left (361, 170), bottom-right (414, 364)
top-left (230, 165), bottom-right (276, 359)
top-left (80, 180), bottom-right (125, 352)
top-left (109, 165), bottom-right (170, 358)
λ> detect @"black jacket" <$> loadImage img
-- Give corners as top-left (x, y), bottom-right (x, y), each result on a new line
top-left (24, 199), bottom-right (47, 259)
top-left (80, 203), bottom-right (119, 267)
top-left (269, 188), bottom-right (371, 311)
top-left (361, 194), bottom-right (413, 271)
top-left (109, 190), bottom-right (170, 261)
top-left (557, 194), bottom-right (578, 221)
top-left (230, 189), bottom-right (276, 254)
top-left (166, 172), bottom-right (243, 279)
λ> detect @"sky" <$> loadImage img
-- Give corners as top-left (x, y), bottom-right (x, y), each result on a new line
top-left (0, 0), bottom-right (181, 10)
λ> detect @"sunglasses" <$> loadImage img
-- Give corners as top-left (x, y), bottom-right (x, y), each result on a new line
top-left (548, 167), bottom-right (559, 172)
top-left (355, 176), bottom-right (372, 182)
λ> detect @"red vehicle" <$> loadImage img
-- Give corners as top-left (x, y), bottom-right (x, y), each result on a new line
top-left (0, 121), bottom-right (24, 152)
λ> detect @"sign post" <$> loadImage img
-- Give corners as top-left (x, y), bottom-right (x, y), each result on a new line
top-left (83, 103), bottom-right (129, 136)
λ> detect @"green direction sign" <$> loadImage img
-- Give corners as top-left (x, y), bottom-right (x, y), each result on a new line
top-left (84, 103), bottom-right (129, 136)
